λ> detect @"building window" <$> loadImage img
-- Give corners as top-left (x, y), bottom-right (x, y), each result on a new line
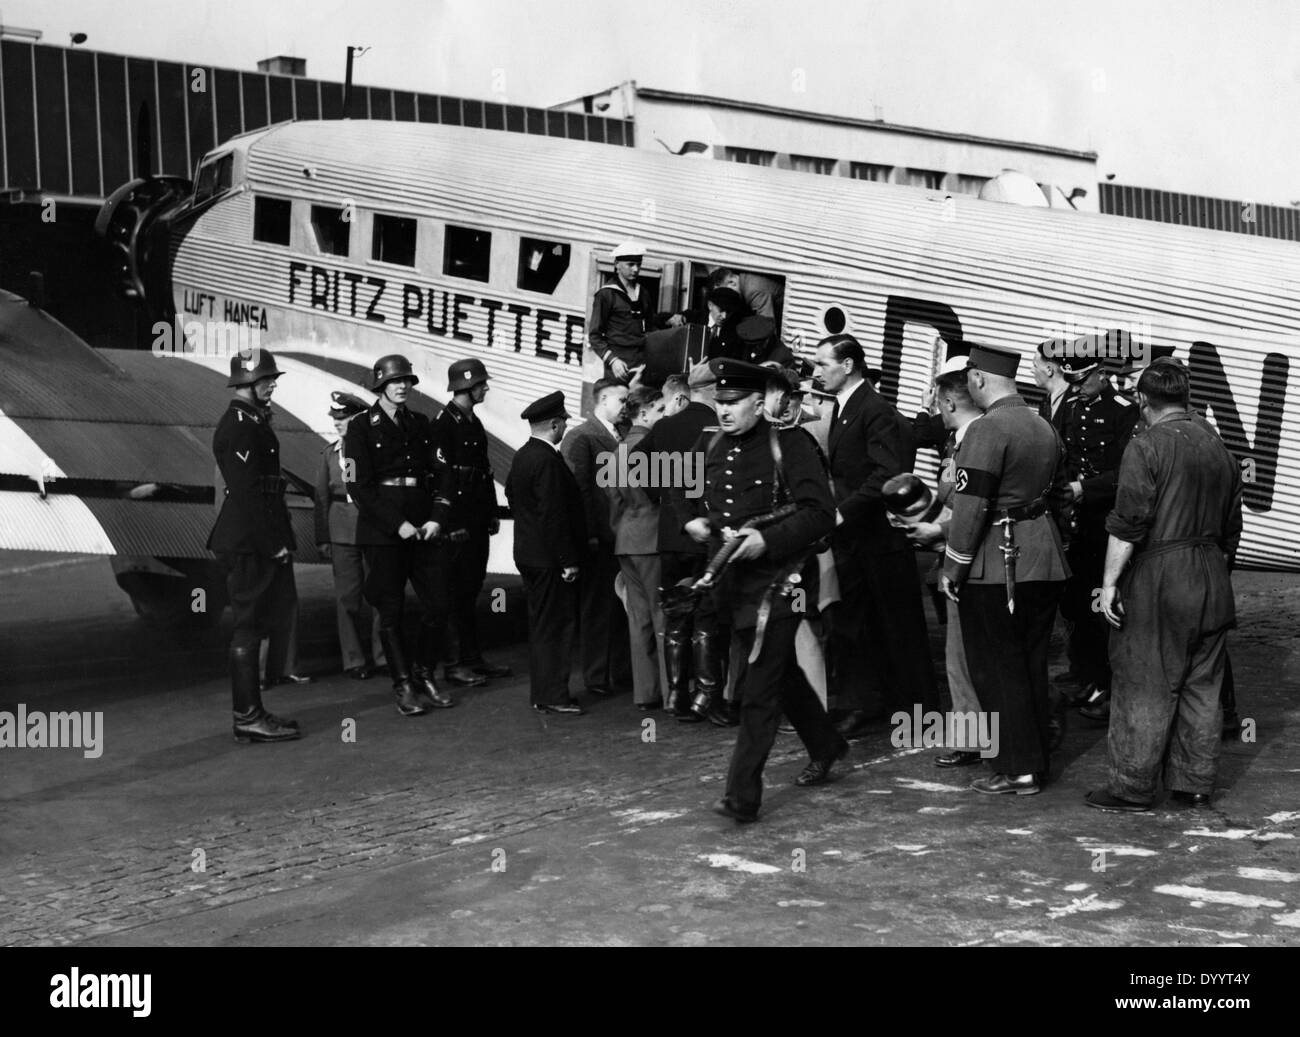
top-left (372, 213), bottom-right (417, 267)
top-left (849, 162), bottom-right (892, 182)
top-left (252, 197), bottom-right (291, 246)
top-left (951, 174), bottom-right (990, 197)
top-left (444, 225), bottom-right (492, 282)
top-left (721, 146), bottom-right (775, 167)
top-left (517, 237), bottom-right (571, 295)
top-left (310, 204), bottom-right (350, 256)
top-left (900, 168), bottom-right (944, 190)
top-left (789, 154), bottom-right (837, 175)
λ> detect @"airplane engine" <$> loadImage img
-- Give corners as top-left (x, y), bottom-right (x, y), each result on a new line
top-left (93, 175), bottom-right (191, 313)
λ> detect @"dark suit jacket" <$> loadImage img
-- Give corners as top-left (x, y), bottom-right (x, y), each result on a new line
top-left (628, 399), bottom-right (716, 554)
top-left (506, 437), bottom-right (586, 568)
top-left (827, 379), bottom-right (915, 554)
top-left (208, 399), bottom-right (294, 556)
top-left (560, 415), bottom-right (620, 546)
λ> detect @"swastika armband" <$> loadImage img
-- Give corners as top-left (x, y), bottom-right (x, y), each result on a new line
top-left (954, 466), bottom-right (998, 498)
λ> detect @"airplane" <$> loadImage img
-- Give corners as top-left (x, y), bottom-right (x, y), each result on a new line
top-left (1, 117), bottom-right (1295, 623)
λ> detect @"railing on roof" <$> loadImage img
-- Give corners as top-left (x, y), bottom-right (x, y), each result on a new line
top-left (1099, 182), bottom-right (1300, 243)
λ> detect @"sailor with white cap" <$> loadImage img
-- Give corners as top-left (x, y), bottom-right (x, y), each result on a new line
top-left (587, 238), bottom-right (666, 382)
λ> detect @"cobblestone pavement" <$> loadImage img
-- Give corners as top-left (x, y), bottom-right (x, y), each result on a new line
top-left (1, 555), bottom-right (1297, 946)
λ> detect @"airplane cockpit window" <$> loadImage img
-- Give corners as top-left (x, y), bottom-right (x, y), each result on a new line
top-left (311, 204), bottom-right (350, 257)
top-left (372, 213), bottom-right (417, 267)
top-left (517, 237), bottom-right (571, 295)
top-left (444, 225), bottom-right (492, 283)
top-left (252, 197), bottom-right (292, 246)
top-left (193, 153), bottom-right (233, 205)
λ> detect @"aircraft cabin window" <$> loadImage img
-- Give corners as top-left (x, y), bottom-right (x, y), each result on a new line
top-left (311, 204), bottom-right (350, 256)
top-left (517, 237), bottom-right (571, 295)
top-left (372, 213), bottom-right (417, 267)
top-left (444, 225), bottom-right (492, 283)
top-left (253, 197), bottom-right (292, 246)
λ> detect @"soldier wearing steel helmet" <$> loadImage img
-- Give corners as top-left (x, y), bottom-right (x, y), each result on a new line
top-left (343, 353), bottom-right (457, 717)
top-left (208, 347), bottom-right (302, 743)
top-left (433, 358), bottom-right (511, 685)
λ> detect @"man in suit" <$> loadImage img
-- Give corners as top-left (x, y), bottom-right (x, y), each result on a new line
top-left (1031, 338), bottom-right (1074, 433)
top-left (815, 334), bottom-right (939, 737)
top-left (314, 390), bottom-right (385, 680)
top-left (628, 362), bottom-right (731, 724)
top-left (941, 344), bottom-right (1072, 796)
top-left (343, 354), bottom-right (456, 717)
top-left (505, 392), bottom-right (586, 715)
top-left (434, 358), bottom-right (509, 687)
top-left (610, 385), bottom-right (669, 710)
top-left (686, 358), bottom-right (847, 823)
top-left (561, 378), bottom-right (634, 698)
top-left (208, 349), bottom-right (301, 743)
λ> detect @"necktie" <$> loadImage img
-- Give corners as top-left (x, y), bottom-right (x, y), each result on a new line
top-left (831, 400), bottom-right (841, 425)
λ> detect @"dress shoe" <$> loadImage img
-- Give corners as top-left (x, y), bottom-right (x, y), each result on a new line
top-left (586, 685), bottom-right (615, 698)
top-left (836, 709), bottom-right (884, 740)
top-left (676, 706), bottom-right (706, 724)
top-left (1084, 789), bottom-right (1150, 812)
top-left (533, 702), bottom-right (585, 716)
top-left (778, 716), bottom-right (796, 734)
top-left (394, 680), bottom-right (431, 717)
top-left (443, 664), bottom-right (487, 687)
top-left (470, 660), bottom-right (513, 679)
top-left (1078, 685), bottom-right (1111, 723)
top-left (707, 701), bottom-right (740, 727)
top-left (794, 741), bottom-right (850, 787)
top-left (344, 664), bottom-right (374, 681)
top-left (714, 797), bottom-right (759, 824)
top-left (935, 749), bottom-right (982, 768)
top-left (413, 668), bottom-right (457, 709)
top-left (233, 708), bottom-right (302, 743)
top-left (971, 772), bottom-right (1041, 796)
top-left (1169, 790), bottom-right (1211, 807)
top-left (262, 673), bottom-right (314, 690)
top-left (636, 697), bottom-right (664, 713)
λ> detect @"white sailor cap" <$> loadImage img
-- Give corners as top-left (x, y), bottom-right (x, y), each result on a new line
top-left (611, 239), bottom-right (646, 261)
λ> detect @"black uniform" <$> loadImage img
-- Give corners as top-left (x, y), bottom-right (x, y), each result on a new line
top-left (208, 398), bottom-right (297, 664)
top-left (505, 437), bottom-right (586, 705)
top-left (1059, 381), bottom-right (1139, 692)
top-left (343, 401), bottom-right (453, 668)
top-left (693, 418), bottom-right (843, 814)
top-left (433, 400), bottom-right (499, 667)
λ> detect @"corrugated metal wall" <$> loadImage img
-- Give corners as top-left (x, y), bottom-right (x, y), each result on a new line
top-left (0, 40), bottom-right (633, 200)
top-left (1101, 183), bottom-right (1300, 243)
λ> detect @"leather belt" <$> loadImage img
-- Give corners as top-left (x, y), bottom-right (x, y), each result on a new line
top-left (998, 497), bottom-right (1047, 522)
top-left (379, 477), bottom-right (421, 487)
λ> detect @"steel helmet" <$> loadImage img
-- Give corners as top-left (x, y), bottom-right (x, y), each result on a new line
top-left (372, 354), bottom-right (419, 391)
top-left (226, 348), bottom-right (285, 387)
top-left (447, 358), bottom-right (489, 392)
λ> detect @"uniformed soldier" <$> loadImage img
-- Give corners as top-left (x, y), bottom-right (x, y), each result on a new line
top-left (940, 343), bottom-right (1071, 795)
top-left (208, 348), bottom-right (302, 743)
top-left (1057, 352), bottom-right (1139, 722)
top-left (343, 354), bottom-right (456, 717)
top-left (685, 358), bottom-right (848, 823)
top-left (313, 390), bottom-right (385, 680)
top-left (433, 358), bottom-right (511, 685)
top-left (505, 391), bottom-right (587, 715)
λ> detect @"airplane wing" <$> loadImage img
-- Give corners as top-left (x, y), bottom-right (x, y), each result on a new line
top-left (0, 290), bottom-right (338, 560)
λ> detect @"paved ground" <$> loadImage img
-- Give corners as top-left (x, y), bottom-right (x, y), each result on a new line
top-left (1, 552), bottom-right (1297, 946)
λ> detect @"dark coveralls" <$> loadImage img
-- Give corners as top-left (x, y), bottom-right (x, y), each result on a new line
top-left (1103, 412), bottom-right (1242, 803)
top-left (208, 398), bottom-right (297, 666)
top-left (1059, 382), bottom-right (1139, 691)
top-left (694, 419), bottom-right (841, 813)
top-left (433, 400), bottom-right (500, 667)
top-left (343, 402), bottom-right (452, 670)
top-left (943, 395), bottom-right (1071, 777)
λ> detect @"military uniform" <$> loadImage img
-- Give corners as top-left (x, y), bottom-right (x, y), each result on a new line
top-left (693, 359), bottom-right (845, 821)
top-left (208, 349), bottom-right (301, 742)
top-left (433, 380), bottom-right (504, 678)
top-left (343, 355), bottom-right (455, 715)
top-left (943, 346), bottom-right (1071, 781)
top-left (1059, 376), bottom-right (1139, 697)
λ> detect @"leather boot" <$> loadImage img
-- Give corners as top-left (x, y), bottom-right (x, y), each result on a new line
top-left (231, 645), bottom-right (301, 743)
top-left (664, 625), bottom-right (690, 716)
top-left (381, 629), bottom-right (430, 717)
top-left (413, 664), bottom-right (456, 709)
top-left (415, 622), bottom-right (457, 706)
top-left (683, 630), bottom-right (719, 724)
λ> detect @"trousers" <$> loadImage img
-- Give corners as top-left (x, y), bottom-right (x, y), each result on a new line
top-left (519, 565), bottom-right (578, 705)
top-left (221, 552), bottom-right (297, 662)
top-left (330, 543), bottom-right (385, 670)
top-left (446, 533), bottom-right (491, 664)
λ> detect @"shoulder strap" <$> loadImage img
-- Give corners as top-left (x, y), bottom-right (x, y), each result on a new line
top-left (769, 425), bottom-right (790, 508)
